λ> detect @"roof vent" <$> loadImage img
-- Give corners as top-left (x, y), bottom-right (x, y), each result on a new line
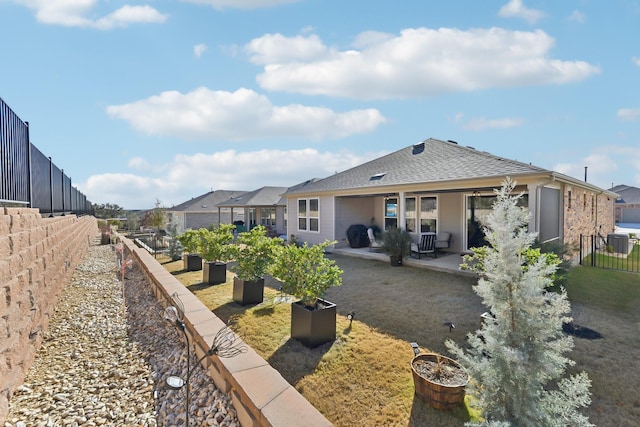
top-left (370, 172), bottom-right (386, 181)
top-left (447, 140), bottom-right (458, 144)
top-left (412, 142), bottom-right (425, 154)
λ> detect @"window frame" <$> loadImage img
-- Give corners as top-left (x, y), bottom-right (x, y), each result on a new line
top-left (297, 198), bottom-right (320, 233)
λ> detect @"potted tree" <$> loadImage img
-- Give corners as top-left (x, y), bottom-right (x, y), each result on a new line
top-left (231, 225), bottom-right (283, 305)
top-left (382, 226), bottom-right (412, 266)
top-left (177, 229), bottom-right (202, 271)
top-left (198, 224), bottom-right (235, 285)
top-left (270, 240), bottom-right (343, 348)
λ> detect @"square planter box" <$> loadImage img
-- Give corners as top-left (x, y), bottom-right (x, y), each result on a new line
top-left (183, 254), bottom-right (202, 271)
top-left (233, 277), bottom-right (265, 305)
top-left (203, 261), bottom-right (227, 285)
top-left (291, 298), bottom-right (337, 348)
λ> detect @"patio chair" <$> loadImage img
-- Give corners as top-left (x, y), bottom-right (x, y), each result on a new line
top-left (435, 232), bottom-right (451, 253)
top-left (410, 232), bottom-right (437, 259)
top-left (367, 227), bottom-right (384, 252)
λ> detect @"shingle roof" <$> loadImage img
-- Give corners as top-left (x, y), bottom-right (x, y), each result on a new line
top-left (284, 138), bottom-right (548, 195)
top-left (609, 185), bottom-right (640, 204)
top-left (169, 190), bottom-right (248, 212)
top-left (216, 186), bottom-right (288, 207)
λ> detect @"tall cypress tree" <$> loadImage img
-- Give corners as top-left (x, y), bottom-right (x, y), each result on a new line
top-left (447, 178), bottom-right (592, 427)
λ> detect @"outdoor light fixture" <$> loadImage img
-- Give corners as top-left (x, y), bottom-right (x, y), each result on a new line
top-left (410, 342), bottom-right (420, 356)
top-left (163, 292), bottom-right (247, 426)
top-left (443, 321), bottom-right (455, 332)
top-left (347, 311), bottom-right (355, 327)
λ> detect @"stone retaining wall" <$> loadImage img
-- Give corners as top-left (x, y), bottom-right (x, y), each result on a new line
top-left (0, 208), bottom-right (97, 423)
top-left (121, 237), bottom-right (332, 427)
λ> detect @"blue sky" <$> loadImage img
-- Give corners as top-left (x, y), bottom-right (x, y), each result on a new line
top-left (1, 0), bottom-right (639, 209)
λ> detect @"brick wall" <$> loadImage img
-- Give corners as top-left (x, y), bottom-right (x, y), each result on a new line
top-left (0, 208), bottom-right (97, 423)
top-left (563, 186), bottom-right (616, 254)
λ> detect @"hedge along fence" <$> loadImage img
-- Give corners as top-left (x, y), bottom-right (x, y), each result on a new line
top-left (119, 236), bottom-right (331, 427)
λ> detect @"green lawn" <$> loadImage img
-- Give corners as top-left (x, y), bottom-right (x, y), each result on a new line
top-left (581, 242), bottom-right (640, 273)
top-left (564, 266), bottom-right (640, 427)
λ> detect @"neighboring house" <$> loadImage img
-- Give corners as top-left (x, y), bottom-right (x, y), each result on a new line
top-left (610, 184), bottom-right (640, 224)
top-left (215, 186), bottom-right (288, 237)
top-left (281, 138), bottom-right (617, 255)
top-left (167, 190), bottom-right (247, 234)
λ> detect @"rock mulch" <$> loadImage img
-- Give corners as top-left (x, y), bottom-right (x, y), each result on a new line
top-left (5, 244), bottom-right (238, 427)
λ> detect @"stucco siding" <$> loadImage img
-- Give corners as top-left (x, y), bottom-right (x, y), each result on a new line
top-left (334, 197), bottom-right (377, 247)
top-left (436, 193), bottom-right (464, 253)
top-left (287, 196), bottom-right (335, 246)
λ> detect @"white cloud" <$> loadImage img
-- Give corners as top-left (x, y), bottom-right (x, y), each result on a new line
top-left (11, 0), bottom-right (167, 29)
top-left (553, 145), bottom-right (640, 189)
top-left (498, 0), bottom-right (544, 25)
top-left (194, 43), bottom-right (208, 58)
top-left (245, 33), bottom-right (330, 64)
top-left (248, 28), bottom-right (600, 100)
top-left (632, 56), bottom-right (640, 67)
top-left (462, 116), bottom-right (524, 131)
top-left (180, 0), bottom-right (299, 10)
top-left (617, 108), bottom-right (640, 121)
top-left (79, 148), bottom-right (387, 208)
top-left (106, 87), bottom-right (387, 140)
top-left (568, 10), bottom-right (586, 23)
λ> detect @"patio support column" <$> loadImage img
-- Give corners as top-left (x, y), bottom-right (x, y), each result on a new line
top-left (399, 191), bottom-right (406, 230)
top-left (528, 183), bottom-right (538, 235)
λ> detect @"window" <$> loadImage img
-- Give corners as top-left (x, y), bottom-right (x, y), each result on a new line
top-left (384, 197), bottom-right (398, 229)
top-left (297, 198), bottom-right (319, 232)
top-left (248, 207), bottom-right (257, 227)
top-left (568, 191), bottom-right (572, 209)
top-left (284, 205), bottom-right (287, 229)
top-left (419, 196), bottom-right (437, 232)
top-left (261, 207), bottom-right (276, 227)
top-left (467, 193), bottom-right (528, 249)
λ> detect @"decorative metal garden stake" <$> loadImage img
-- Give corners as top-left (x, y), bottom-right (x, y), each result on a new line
top-left (164, 292), bottom-right (247, 426)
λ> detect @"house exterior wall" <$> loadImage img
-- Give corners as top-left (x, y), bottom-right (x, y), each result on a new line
top-left (334, 197), bottom-right (377, 248)
top-left (616, 204), bottom-right (640, 223)
top-left (185, 212), bottom-right (218, 230)
top-left (275, 206), bottom-right (286, 236)
top-left (286, 196), bottom-right (335, 246)
top-left (562, 185), bottom-right (616, 254)
top-left (436, 193), bottom-right (464, 253)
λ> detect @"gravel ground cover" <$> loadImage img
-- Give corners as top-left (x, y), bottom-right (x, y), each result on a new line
top-left (5, 244), bottom-right (238, 427)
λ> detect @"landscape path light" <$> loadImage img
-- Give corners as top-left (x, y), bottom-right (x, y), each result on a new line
top-left (163, 292), bottom-right (247, 426)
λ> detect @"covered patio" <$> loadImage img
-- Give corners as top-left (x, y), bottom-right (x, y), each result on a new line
top-left (332, 245), bottom-right (472, 277)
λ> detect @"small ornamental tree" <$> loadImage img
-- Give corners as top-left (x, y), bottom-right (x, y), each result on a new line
top-left (166, 221), bottom-right (182, 261)
top-left (232, 225), bottom-right (283, 281)
top-left (270, 240), bottom-right (342, 307)
top-left (198, 224), bottom-right (235, 263)
top-left (446, 178), bottom-right (592, 427)
top-left (177, 229), bottom-right (200, 255)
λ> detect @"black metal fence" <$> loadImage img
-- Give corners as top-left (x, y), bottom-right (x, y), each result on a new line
top-left (579, 234), bottom-right (640, 273)
top-left (1, 97), bottom-right (92, 215)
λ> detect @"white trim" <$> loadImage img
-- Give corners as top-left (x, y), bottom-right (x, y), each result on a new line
top-left (297, 197), bottom-right (320, 233)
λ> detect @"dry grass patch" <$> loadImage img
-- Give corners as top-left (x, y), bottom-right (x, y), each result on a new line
top-left (564, 266), bottom-right (640, 427)
top-left (162, 255), bottom-right (480, 426)
top-left (161, 255), bottom-right (639, 426)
